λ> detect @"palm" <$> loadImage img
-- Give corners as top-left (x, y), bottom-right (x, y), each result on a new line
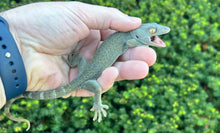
top-left (4, 3), bottom-right (107, 96)
top-left (23, 30), bottom-right (104, 94)
top-left (21, 28), bottom-right (106, 95)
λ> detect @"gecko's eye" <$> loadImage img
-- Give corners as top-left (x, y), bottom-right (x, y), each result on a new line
top-left (149, 28), bottom-right (156, 34)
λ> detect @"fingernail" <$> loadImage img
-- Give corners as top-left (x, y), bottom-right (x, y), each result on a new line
top-left (128, 16), bottom-right (141, 22)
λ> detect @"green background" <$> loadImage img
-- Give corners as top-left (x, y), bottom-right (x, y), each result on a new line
top-left (0, 0), bottom-right (219, 132)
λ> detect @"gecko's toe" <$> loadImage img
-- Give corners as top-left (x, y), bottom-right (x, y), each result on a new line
top-left (90, 104), bottom-right (109, 122)
top-left (90, 106), bottom-right (95, 111)
top-left (101, 108), bottom-right (107, 117)
top-left (98, 110), bottom-right (102, 122)
top-left (93, 110), bottom-right (98, 121)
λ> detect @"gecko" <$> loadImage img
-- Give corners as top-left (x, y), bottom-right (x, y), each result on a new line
top-left (4, 23), bottom-right (170, 131)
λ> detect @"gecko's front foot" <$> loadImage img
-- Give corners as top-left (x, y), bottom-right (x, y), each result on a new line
top-left (90, 104), bottom-right (109, 122)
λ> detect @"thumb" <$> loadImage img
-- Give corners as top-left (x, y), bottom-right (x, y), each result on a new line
top-left (67, 2), bottom-right (142, 32)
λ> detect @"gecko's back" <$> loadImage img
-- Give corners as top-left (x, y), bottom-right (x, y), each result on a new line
top-left (81, 32), bottom-right (131, 80)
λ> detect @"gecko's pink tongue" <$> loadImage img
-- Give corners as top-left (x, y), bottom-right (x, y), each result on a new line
top-left (153, 36), bottom-right (166, 47)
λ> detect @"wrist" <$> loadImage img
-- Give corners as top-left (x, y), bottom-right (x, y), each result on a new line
top-left (0, 12), bottom-right (17, 104)
top-left (0, 14), bottom-right (27, 100)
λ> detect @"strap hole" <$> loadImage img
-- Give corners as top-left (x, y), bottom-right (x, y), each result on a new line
top-left (9, 61), bottom-right (14, 66)
top-left (2, 45), bottom-right (6, 49)
top-left (0, 36), bottom-right (2, 41)
top-left (14, 77), bottom-right (18, 80)
top-left (12, 69), bottom-right (16, 73)
top-left (16, 84), bottom-right (19, 88)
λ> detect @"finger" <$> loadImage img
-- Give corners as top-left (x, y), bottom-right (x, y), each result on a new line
top-left (114, 60), bottom-right (149, 81)
top-left (71, 89), bottom-right (94, 97)
top-left (78, 30), bottom-right (101, 61)
top-left (119, 46), bottom-right (157, 66)
top-left (68, 2), bottom-right (141, 31)
top-left (100, 29), bottom-right (116, 41)
top-left (63, 92), bottom-right (73, 98)
top-left (97, 67), bottom-right (119, 93)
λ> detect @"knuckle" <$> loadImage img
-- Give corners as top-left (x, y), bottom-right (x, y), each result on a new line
top-left (108, 7), bottom-right (120, 13)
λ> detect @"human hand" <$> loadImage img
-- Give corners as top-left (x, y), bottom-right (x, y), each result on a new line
top-left (0, 2), bottom-right (156, 109)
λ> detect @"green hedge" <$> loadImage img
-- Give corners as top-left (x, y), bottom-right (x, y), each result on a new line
top-left (0, 0), bottom-right (219, 132)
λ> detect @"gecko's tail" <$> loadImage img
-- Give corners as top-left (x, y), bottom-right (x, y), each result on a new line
top-left (4, 95), bottom-right (30, 131)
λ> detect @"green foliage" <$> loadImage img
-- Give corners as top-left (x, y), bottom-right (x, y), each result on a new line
top-left (0, 0), bottom-right (219, 132)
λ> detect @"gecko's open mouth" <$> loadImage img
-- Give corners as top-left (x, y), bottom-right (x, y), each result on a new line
top-left (150, 36), bottom-right (156, 41)
top-left (150, 36), bottom-right (166, 47)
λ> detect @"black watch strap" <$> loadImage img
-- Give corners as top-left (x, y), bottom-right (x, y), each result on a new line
top-left (0, 16), bottom-right (27, 101)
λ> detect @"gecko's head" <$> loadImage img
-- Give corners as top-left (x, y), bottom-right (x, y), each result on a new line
top-left (130, 23), bottom-right (170, 47)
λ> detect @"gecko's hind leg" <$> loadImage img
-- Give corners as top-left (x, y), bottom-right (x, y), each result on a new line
top-left (62, 51), bottom-right (80, 68)
top-left (4, 95), bottom-right (30, 131)
top-left (82, 80), bottom-right (109, 122)
top-left (62, 51), bottom-right (87, 76)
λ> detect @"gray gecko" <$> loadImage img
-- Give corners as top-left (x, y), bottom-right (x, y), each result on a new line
top-left (4, 23), bottom-right (170, 131)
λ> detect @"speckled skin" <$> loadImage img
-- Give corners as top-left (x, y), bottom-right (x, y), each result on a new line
top-left (4, 23), bottom-right (170, 131)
